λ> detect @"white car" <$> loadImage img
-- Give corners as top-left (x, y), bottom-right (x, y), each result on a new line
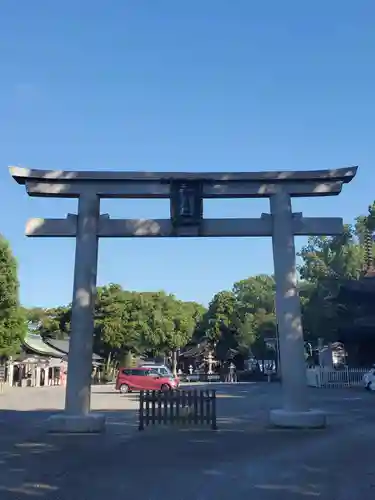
top-left (363, 367), bottom-right (375, 391)
top-left (140, 364), bottom-right (174, 378)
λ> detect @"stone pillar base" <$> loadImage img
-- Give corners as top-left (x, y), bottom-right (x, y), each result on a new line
top-left (47, 413), bottom-right (106, 433)
top-left (270, 408), bottom-right (326, 429)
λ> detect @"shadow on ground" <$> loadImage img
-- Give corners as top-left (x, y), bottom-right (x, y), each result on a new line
top-left (1, 385), bottom-right (375, 499)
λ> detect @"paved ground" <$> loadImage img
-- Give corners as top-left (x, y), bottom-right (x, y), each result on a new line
top-left (1, 382), bottom-right (375, 499)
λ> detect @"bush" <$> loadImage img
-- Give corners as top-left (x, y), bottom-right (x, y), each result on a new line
top-left (121, 351), bottom-right (133, 368)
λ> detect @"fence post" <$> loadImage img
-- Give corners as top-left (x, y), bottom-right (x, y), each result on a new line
top-left (187, 390), bottom-right (193, 424)
top-left (205, 389), bottom-right (211, 426)
top-left (193, 390), bottom-right (199, 425)
top-left (139, 390), bottom-right (145, 431)
top-left (199, 390), bottom-right (205, 424)
top-left (346, 365), bottom-right (350, 387)
top-left (145, 390), bottom-right (150, 427)
top-left (175, 390), bottom-right (180, 423)
top-left (211, 390), bottom-right (217, 430)
top-left (317, 367), bottom-right (322, 388)
top-left (169, 390), bottom-right (174, 424)
top-left (151, 390), bottom-right (156, 425)
top-left (163, 390), bottom-right (168, 424)
top-left (157, 391), bottom-right (162, 424)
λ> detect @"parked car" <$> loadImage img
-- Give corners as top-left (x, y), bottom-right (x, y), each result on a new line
top-left (363, 366), bottom-right (375, 391)
top-left (116, 367), bottom-right (179, 394)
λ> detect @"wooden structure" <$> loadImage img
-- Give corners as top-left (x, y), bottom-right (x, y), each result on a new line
top-left (138, 389), bottom-right (217, 431)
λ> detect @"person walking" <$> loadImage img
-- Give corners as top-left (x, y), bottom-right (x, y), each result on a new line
top-left (229, 362), bottom-right (236, 383)
top-left (0, 363), bottom-right (5, 393)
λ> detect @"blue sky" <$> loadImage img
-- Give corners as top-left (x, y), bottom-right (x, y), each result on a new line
top-left (0, 1), bottom-right (374, 308)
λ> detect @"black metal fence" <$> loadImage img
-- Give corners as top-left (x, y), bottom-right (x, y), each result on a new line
top-left (138, 389), bottom-right (217, 431)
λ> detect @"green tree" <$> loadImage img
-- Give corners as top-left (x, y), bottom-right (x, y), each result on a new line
top-left (94, 284), bottom-right (144, 364)
top-left (182, 301), bottom-right (206, 325)
top-left (298, 228), bottom-right (363, 284)
top-left (199, 291), bottom-right (238, 360)
top-left (235, 313), bottom-right (256, 354)
top-left (356, 201), bottom-right (375, 270)
top-left (233, 274), bottom-right (275, 315)
top-left (24, 306), bottom-right (45, 331)
top-left (299, 281), bottom-right (338, 342)
top-left (142, 293), bottom-right (197, 374)
top-left (92, 286), bottom-right (201, 369)
top-left (169, 300), bottom-right (197, 373)
top-left (298, 205), bottom-right (375, 342)
top-left (0, 235), bottom-right (27, 357)
top-left (232, 275), bottom-right (276, 357)
top-left (248, 309), bottom-right (276, 360)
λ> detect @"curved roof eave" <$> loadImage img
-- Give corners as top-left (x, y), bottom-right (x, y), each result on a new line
top-left (23, 333), bottom-right (65, 357)
top-left (44, 338), bottom-right (103, 360)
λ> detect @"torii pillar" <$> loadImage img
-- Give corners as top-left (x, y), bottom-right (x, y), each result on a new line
top-left (63, 193), bottom-right (101, 430)
top-left (9, 165), bottom-right (357, 432)
top-left (269, 191), bottom-right (319, 426)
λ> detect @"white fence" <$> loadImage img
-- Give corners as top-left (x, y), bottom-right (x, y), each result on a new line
top-left (306, 367), bottom-right (368, 388)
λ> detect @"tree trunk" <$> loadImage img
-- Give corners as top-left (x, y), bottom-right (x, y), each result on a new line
top-left (172, 349), bottom-right (178, 377)
top-left (106, 351), bottom-right (112, 371)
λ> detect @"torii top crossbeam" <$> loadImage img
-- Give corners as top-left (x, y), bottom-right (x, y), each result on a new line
top-left (9, 165), bottom-right (358, 238)
top-left (9, 166), bottom-right (357, 198)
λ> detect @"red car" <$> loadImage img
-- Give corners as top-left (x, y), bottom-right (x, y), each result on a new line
top-left (116, 367), bottom-right (179, 394)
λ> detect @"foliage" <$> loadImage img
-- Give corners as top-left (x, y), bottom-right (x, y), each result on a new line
top-left (25, 306), bottom-right (71, 338)
top-left (297, 202), bottom-right (375, 342)
top-left (196, 277), bottom-right (277, 361)
top-left (298, 228), bottom-right (364, 284)
top-left (201, 291), bottom-right (237, 345)
top-left (233, 274), bottom-right (275, 315)
top-left (24, 283), bottom-right (205, 365)
top-left (0, 235), bottom-right (27, 357)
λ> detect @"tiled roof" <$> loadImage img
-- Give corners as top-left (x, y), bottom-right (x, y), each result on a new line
top-left (44, 338), bottom-right (103, 360)
top-left (23, 333), bottom-right (65, 357)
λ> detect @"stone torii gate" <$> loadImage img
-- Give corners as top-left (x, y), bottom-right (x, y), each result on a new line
top-left (10, 166), bottom-right (357, 432)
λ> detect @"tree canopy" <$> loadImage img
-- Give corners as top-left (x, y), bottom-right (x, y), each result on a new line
top-left (0, 235), bottom-right (26, 357)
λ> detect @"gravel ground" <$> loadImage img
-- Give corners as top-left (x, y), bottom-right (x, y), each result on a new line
top-left (0, 383), bottom-right (374, 499)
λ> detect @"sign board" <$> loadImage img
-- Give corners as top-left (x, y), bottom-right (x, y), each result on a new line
top-left (170, 181), bottom-right (203, 227)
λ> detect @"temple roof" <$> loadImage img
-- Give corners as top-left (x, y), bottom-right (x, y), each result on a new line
top-left (22, 334), bottom-right (103, 362)
top-left (44, 338), bottom-right (103, 361)
top-left (341, 277), bottom-right (375, 293)
top-left (179, 340), bottom-right (210, 358)
top-left (23, 333), bottom-right (65, 358)
top-left (329, 277), bottom-right (375, 303)
top-left (338, 328), bottom-right (375, 342)
top-left (336, 314), bottom-right (375, 342)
